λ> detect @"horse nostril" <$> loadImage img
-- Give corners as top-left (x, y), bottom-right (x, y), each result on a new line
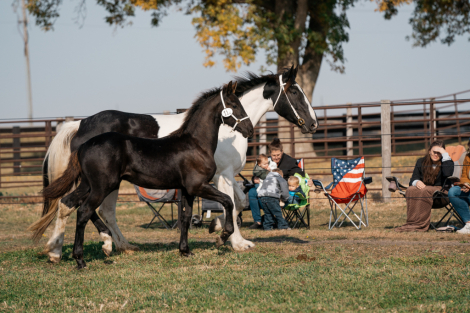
top-left (310, 122), bottom-right (317, 130)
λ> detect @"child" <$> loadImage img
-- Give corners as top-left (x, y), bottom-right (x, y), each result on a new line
top-left (252, 154), bottom-right (270, 184)
top-left (257, 168), bottom-right (290, 230)
top-left (248, 154), bottom-right (271, 229)
top-left (286, 176), bottom-right (306, 206)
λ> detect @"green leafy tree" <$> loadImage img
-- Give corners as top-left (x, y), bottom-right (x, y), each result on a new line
top-left (25, 0), bottom-right (469, 101)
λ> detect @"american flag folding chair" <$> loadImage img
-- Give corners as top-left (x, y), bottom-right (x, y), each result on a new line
top-left (312, 157), bottom-right (372, 230)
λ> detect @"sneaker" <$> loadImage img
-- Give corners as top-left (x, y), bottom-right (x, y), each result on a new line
top-left (280, 227), bottom-right (292, 231)
top-left (457, 223), bottom-right (470, 234)
top-left (249, 222), bottom-right (262, 229)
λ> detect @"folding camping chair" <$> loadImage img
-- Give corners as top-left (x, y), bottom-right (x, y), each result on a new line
top-left (134, 186), bottom-right (181, 229)
top-left (386, 145), bottom-right (466, 229)
top-left (282, 173), bottom-right (311, 229)
top-left (200, 182), bottom-right (248, 227)
top-left (312, 156), bottom-right (372, 230)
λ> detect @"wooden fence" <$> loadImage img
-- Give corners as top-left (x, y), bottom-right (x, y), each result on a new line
top-left (1, 90), bottom-right (469, 203)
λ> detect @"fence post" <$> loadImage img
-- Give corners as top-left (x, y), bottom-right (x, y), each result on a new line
top-left (430, 99), bottom-right (436, 142)
top-left (381, 100), bottom-right (391, 202)
top-left (358, 107), bottom-right (363, 156)
top-left (45, 121), bottom-right (52, 149)
top-left (13, 126), bottom-right (21, 174)
top-left (290, 123), bottom-right (295, 158)
top-left (454, 94), bottom-right (461, 145)
top-left (423, 101), bottom-right (428, 150)
top-left (323, 108), bottom-right (328, 156)
top-left (346, 103), bottom-right (353, 156)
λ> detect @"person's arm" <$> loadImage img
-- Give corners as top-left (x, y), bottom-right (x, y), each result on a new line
top-left (281, 155), bottom-right (305, 178)
top-left (440, 154), bottom-right (454, 180)
top-left (460, 156), bottom-right (470, 185)
top-left (409, 158), bottom-right (423, 186)
top-left (279, 178), bottom-right (290, 202)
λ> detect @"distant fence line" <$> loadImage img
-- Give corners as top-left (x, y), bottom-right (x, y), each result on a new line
top-left (1, 91), bottom-right (469, 203)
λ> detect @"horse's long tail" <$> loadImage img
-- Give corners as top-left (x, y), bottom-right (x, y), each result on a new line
top-left (40, 121), bottom-right (79, 218)
top-left (29, 151), bottom-right (81, 242)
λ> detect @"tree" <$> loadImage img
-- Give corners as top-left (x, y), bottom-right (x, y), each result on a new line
top-left (26, 0), bottom-right (353, 102)
top-left (376, 0), bottom-right (470, 47)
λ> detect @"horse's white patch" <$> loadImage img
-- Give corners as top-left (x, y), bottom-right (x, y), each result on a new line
top-left (100, 233), bottom-right (113, 256)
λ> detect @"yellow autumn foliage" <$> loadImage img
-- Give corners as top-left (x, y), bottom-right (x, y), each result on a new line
top-left (372, 0), bottom-right (412, 12)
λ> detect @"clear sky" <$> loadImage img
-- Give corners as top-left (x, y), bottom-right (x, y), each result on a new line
top-left (0, 1), bottom-right (469, 120)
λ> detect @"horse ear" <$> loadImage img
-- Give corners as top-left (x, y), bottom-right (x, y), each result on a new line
top-left (232, 81), bottom-right (237, 94)
top-left (284, 64), bottom-right (296, 91)
top-left (226, 81), bottom-right (233, 95)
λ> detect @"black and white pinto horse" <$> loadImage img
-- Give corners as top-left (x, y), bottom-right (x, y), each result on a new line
top-left (34, 65), bottom-right (318, 263)
top-left (39, 81), bottom-right (254, 269)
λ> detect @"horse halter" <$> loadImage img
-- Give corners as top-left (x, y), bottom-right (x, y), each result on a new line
top-left (272, 74), bottom-right (306, 127)
top-left (220, 90), bottom-right (250, 132)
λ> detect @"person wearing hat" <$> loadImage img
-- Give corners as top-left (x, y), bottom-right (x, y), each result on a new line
top-left (448, 139), bottom-right (470, 234)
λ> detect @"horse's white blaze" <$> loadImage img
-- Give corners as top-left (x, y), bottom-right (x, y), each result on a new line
top-left (295, 84), bottom-right (318, 123)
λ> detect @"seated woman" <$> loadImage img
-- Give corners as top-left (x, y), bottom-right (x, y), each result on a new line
top-left (448, 139), bottom-right (470, 234)
top-left (395, 140), bottom-right (454, 232)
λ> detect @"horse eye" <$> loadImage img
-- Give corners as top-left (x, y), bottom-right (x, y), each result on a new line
top-left (291, 90), bottom-right (297, 95)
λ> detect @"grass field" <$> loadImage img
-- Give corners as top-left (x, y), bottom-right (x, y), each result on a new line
top-left (1, 198), bottom-right (470, 312)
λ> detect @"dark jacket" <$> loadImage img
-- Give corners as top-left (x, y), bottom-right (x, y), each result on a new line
top-left (276, 153), bottom-right (305, 180)
top-left (252, 164), bottom-right (269, 180)
top-left (409, 157), bottom-right (454, 187)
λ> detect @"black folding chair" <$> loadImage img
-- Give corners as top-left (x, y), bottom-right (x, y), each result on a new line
top-left (134, 186), bottom-right (181, 229)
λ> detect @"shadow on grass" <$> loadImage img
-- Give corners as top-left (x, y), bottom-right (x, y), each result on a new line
top-left (252, 236), bottom-right (309, 244)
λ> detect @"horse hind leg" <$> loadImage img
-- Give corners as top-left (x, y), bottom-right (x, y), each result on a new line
top-left (178, 190), bottom-right (195, 257)
top-left (208, 174), bottom-right (225, 233)
top-left (97, 190), bottom-right (140, 255)
top-left (44, 182), bottom-right (89, 263)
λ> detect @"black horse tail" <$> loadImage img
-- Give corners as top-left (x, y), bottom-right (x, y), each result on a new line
top-left (29, 151), bottom-right (81, 242)
top-left (41, 154), bottom-right (50, 218)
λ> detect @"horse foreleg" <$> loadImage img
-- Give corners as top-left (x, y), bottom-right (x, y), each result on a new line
top-left (44, 199), bottom-right (76, 263)
top-left (90, 212), bottom-right (113, 256)
top-left (195, 181), bottom-right (235, 247)
top-left (230, 180), bottom-right (255, 251)
top-left (179, 190), bottom-right (194, 257)
top-left (97, 190), bottom-right (140, 254)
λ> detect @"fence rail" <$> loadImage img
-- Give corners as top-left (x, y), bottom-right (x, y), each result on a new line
top-left (1, 91), bottom-right (469, 203)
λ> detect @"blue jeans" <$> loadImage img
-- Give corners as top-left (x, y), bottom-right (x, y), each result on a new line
top-left (248, 184), bottom-right (262, 223)
top-left (448, 186), bottom-right (470, 223)
top-left (259, 196), bottom-right (289, 230)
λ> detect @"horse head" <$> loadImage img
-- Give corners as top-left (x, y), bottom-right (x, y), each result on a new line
top-left (264, 65), bottom-right (318, 134)
top-left (220, 81), bottom-right (254, 138)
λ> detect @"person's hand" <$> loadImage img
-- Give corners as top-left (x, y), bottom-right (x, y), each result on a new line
top-left (307, 180), bottom-right (313, 187)
top-left (462, 186), bottom-right (470, 193)
top-left (416, 181), bottom-right (426, 189)
top-left (436, 147), bottom-right (447, 155)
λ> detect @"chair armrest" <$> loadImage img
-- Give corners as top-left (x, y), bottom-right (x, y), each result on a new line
top-left (363, 177), bottom-right (373, 185)
top-left (442, 176), bottom-right (460, 190)
top-left (386, 176), bottom-right (408, 193)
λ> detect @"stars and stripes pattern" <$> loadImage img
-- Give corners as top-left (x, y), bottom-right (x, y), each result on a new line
top-left (330, 157), bottom-right (367, 203)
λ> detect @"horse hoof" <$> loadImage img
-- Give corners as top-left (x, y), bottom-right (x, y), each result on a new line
top-left (232, 239), bottom-right (256, 252)
top-left (48, 256), bottom-right (61, 264)
top-left (76, 260), bottom-right (87, 270)
top-left (102, 248), bottom-right (112, 257)
top-left (215, 236), bottom-right (224, 248)
top-left (209, 219), bottom-right (217, 234)
top-left (180, 251), bottom-right (194, 257)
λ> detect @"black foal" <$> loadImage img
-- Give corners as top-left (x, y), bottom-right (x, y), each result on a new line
top-left (42, 81), bottom-right (254, 269)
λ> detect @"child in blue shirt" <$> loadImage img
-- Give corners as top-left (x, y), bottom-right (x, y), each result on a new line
top-left (286, 176), bottom-right (306, 206)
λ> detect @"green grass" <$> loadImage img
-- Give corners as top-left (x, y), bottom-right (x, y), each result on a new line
top-left (1, 201), bottom-right (470, 312)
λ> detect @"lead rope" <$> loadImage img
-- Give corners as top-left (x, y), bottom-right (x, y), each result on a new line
top-left (272, 74), bottom-right (305, 126)
top-left (220, 90), bottom-right (250, 132)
